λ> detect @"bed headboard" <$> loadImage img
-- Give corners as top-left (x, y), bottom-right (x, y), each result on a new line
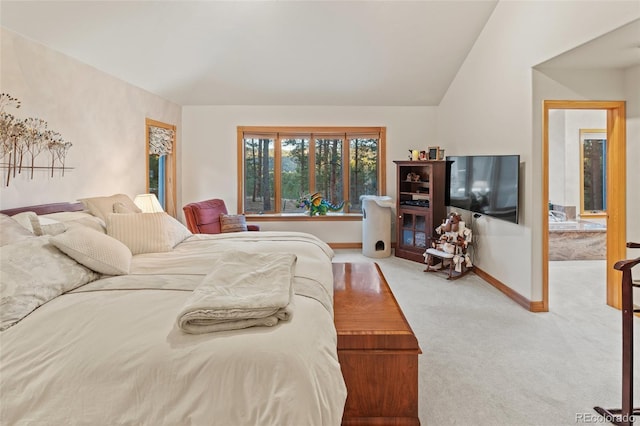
top-left (0, 202), bottom-right (85, 216)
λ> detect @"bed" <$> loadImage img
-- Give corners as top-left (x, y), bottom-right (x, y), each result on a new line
top-left (0, 199), bottom-right (347, 425)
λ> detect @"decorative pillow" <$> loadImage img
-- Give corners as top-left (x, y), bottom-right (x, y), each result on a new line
top-left (40, 211), bottom-right (98, 222)
top-left (10, 211), bottom-right (37, 233)
top-left (64, 217), bottom-right (106, 234)
top-left (106, 212), bottom-right (173, 255)
top-left (164, 214), bottom-right (193, 247)
top-left (29, 215), bottom-right (67, 236)
top-left (0, 214), bottom-right (35, 246)
top-left (50, 227), bottom-right (132, 275)
top-left (113, 201), bottom-right (137, 214)
top-left (40, 211), bottom-right (106, 234)
top-left (0, 236), bottom-right (100, 331)
top-left (78, 194), bottom-right (141, 222)
top-left (220, 214), bottom-right (248, 233)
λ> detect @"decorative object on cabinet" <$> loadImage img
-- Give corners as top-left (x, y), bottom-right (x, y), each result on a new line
top-left (406, 172), bottom-right (421, 182)
top-left (427, 146), bottom-right (439, 160)
top-left (394, 160), bottom-right (448, 262)
top-left (423, 211), bottom-right (473, 279)
top-left (0, 93), bottom-right (73, 186)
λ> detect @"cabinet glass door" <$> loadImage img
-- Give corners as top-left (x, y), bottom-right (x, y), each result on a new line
top-left (414, 214), bottom-right (426, 248)
top-left (401, 212), bottom-right (428, 249)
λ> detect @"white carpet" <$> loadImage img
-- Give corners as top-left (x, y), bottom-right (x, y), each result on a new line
top-left (332, 250), bottom-right (639, 426)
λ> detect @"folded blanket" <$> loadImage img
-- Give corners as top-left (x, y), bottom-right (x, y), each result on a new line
top-left (176, 251), bottom-right (297, 334)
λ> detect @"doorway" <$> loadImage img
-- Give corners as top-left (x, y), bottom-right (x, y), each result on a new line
top-left (542, 100), bottom-right (626, 310)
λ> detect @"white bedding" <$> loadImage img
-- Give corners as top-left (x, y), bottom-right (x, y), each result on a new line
top-left (177, 251), bottom-right (297, 333)
top-left (0, 231), bottom-right (347, 425)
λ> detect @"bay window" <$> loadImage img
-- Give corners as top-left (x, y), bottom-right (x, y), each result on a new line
top-left (237, 126), bottom-right (386, 215)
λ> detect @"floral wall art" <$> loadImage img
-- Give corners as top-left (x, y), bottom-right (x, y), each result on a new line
top-left (0, 93), bottom-right (72, 186)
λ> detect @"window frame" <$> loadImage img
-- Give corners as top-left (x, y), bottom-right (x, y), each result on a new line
top-left (579, 128), bottom-right (607, 218)
top-left (237, 126), bottom-right (386, 219)
top-left (145, 118), bottom-right (177, 217)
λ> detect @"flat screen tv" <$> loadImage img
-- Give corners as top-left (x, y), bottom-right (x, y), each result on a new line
top-left (446, 155), bottom-right (520, 224)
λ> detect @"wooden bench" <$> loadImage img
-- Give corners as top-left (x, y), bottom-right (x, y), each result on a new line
top-left (333, 262), bottom-right (421, 426)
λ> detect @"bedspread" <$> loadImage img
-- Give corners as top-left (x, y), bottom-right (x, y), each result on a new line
top-left (0, 231), bottom-right (346, 426)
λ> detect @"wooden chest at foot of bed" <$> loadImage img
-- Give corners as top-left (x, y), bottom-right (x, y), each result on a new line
top-left (333, 262), bottom-right (421, 426)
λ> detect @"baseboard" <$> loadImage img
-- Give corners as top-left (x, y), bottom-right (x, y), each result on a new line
top-left (473, 267), bottom-right (548, 312)
top-left (329, 242), bottom-right (397, 250)
top-left (329, 242), bottom-right (362, 249)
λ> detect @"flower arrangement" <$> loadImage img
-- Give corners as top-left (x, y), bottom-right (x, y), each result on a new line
top-left (0, 93), bottom-right (72, 186)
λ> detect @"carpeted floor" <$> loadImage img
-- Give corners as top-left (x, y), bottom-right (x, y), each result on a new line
top-left (332, 249), bottom-right (639, 426)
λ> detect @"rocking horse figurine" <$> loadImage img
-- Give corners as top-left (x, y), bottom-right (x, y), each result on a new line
top-left (423, 211), bottom-right (473, 279)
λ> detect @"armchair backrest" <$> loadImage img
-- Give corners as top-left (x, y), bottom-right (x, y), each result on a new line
top-left (182, 199), bottom-right (228, 234)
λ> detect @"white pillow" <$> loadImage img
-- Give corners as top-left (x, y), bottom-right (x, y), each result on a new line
top-left (40, 211), bottom-right (106, 234)
top-left (106, 212), bottom-right (173, 255)
top-left (0, 214), bottom-right (35, 246)
top-left (10, 211), bottom-right (37, 233)
top-left (1, 236), bottom-right (100, 331)
top-left (50, 227), bottom-right (132, 275)
top-left (64, 217), bottom-right (107, 234)
top-left (165, 214), bottom-right (192, 247)
top-left (30, 215), bottom-right (67, 236)
top-left (113, 201), bottom-right (137, 214)
top-left (106, 212), bottom-right (191, 255)
top-left (78, 194), bottom-right (141, 222)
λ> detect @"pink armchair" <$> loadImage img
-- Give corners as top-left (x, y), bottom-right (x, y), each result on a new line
top-left (182, 199), bottom-right (259, 234)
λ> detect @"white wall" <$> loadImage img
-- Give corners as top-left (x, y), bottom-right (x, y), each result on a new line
top-left (564, 111), bottom-right (607, 211)
top-left (548, 110), bottom-right (566, 205)
top-left (181, 105), bottom-right (436, 243)
top-left (437, 1), bottom-right (639, 302)
top-left (624, 64), bottom-right (640, 249)
top-left (549, 110), bottom-right (607, 210)
top-left (0, 29), bottom-right (181, 210)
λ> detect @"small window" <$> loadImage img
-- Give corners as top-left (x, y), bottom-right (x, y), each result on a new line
top-left (579, 129), bottom-right (606, 216)
top-left (146, 119), bottom-right (176, 216)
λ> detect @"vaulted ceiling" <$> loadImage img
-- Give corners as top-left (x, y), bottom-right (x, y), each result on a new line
top-left (1, 1), bottom-right (637, 107)
top-left (1, 0), bottom-right (498, 106)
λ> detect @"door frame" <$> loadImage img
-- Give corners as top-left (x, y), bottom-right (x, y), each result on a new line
top-left (542, 100), bottom-right (626, 310)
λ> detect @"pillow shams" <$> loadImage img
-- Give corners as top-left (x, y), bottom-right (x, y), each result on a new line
top-left (0, 214), bottom-right (35, 246)
top-left (165, 214), bottom-right (192, 246)
top-left (113, 201), bottom-right (137, 214)
top-left (107, 213), bottom-right (170, 255)
top-left (0, 236), bottom-right (100, 331)
top-left (29, 215), bottom-right (67, 236)
top-left (106, 212), bottom-right (191, 255)
top-left (79, 194), bottom-right (141, 222)
top-left (51, 227), bottom-right (132, 275)
top-left (9, 211), bottom-right (37, 233)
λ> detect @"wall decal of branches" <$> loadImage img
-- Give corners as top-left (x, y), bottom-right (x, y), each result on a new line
top-left (0, 93), bottom-right (73, 186)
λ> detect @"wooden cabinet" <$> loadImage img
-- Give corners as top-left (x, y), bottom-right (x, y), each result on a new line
top-left (394, 160), bottom-right (448, 262)
top-left (333, 262), bottom-right (421, 426)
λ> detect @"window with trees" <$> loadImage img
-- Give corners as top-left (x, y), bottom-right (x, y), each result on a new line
top-left (146, 118), bottom-right (176, 216)
top-left (579, 129), bottom-right (606, 216)
top-left (237, 126), bottom-right (386, 215)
